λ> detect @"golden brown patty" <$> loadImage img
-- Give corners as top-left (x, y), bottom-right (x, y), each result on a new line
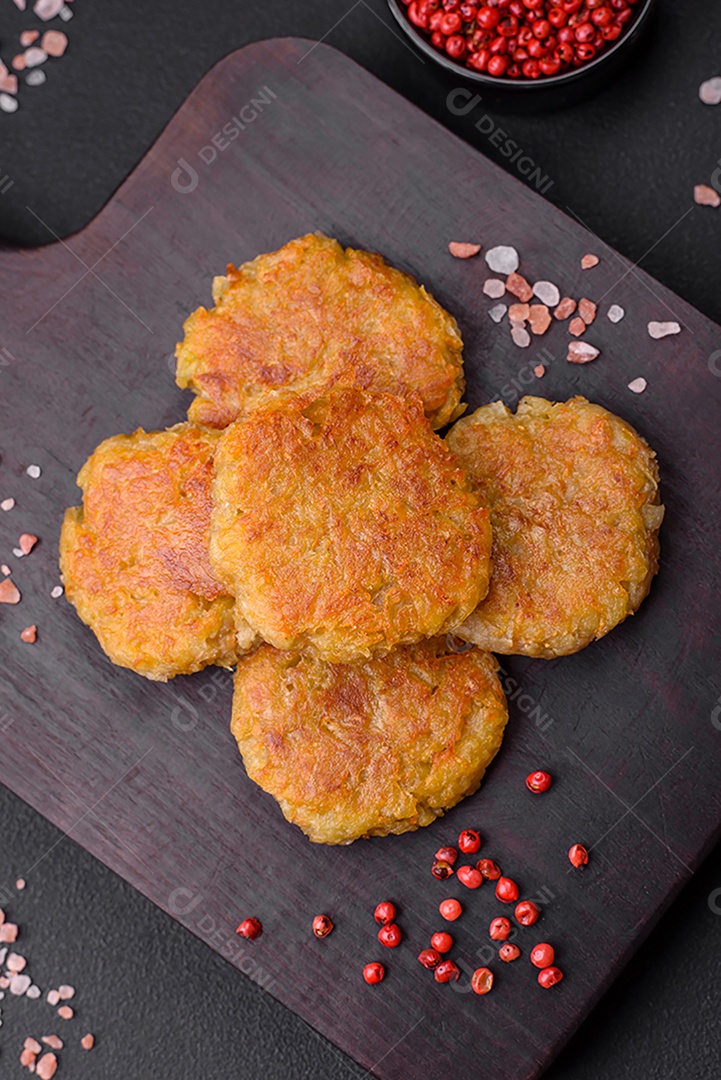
top-left (211, 388), bottom-right (492, 663)
top-left (231, 640), bottom-right (508, 845)
top-left (446, 396), bottom-right (664, 658)
top-left (60, 423), bottom-right (255, 681)
top-left (175, 232), bottom-right (465, 429)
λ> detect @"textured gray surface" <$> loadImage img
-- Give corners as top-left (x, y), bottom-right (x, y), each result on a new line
top-left (1, 1), bottom-right (720, 1077)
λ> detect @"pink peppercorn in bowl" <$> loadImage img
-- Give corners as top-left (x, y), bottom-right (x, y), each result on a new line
top-left (387, 0), bottom-right (657, 111)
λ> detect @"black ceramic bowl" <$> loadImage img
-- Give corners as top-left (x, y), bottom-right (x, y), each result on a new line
top-left (386, 0), bottom-right (657, 111)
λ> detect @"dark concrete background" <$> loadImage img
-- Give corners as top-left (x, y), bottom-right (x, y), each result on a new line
top-left (1, 1), bottom-right (720, 1077)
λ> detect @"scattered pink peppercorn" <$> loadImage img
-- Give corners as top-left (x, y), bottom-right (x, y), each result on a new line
top-left (363, 962), bottom-right (385, 985)
top-left (569, 844), bottom-right (589, 868)
top-left (471, 967), bottom-right (494, 994)
top-left (236, 918), bottom-right (262, 940)
top-left (526, 770), bottom-right (552, 793)
top-left (374, 901), bottom-right (396, 925)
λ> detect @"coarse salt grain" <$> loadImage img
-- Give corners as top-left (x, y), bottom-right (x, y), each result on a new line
top-left (21, 625), bottom-right (38, 643)
top-left (23, 48), bottom-right (48, 68)
top-left (12, 54), bottom-right (26, 71)
top-left (26, 69), bottom-right (47, 86)
top-left (569, 317), bottom-right (586, 337)
top-left (607, 304), bottom-right (625, 323)
top-left (0, 580), bottom-right (21, 605)
top-left (41, 30), bottom-right (68, 57)
top-left (20, 30), bottom-right (40, 46)
top-left (567, 341), bottom-right (600, 364)
top-left (0, 72), bottom-right (18, 94)
top-left (19, 534), bottom-right (38, 555)
top-left (34, 0), bottom-right (64, 18)
top-left (59, 4), bottom-right (73, 20)
top-left (27, 985), bottom-right (41, 998)
top-left (13, 0), bottom-right (28, 12)
top-left (57, 984), bottom-right (75, 1000)
top-left (15, 878), bottom-right (26, 890)
top-left (554, 297), bottom-right (576, 321)
top-left (51, 585), bottom-right (63, 598)
top-left (483, 278), bottom-right (506, 299)
top-left (506, 272), bottom-right (533, 302)
top-left (1, 498), bottom-right (15, 511)
top-left (581, 254), bottom-right (599, 269)
top-left (532, 281), bottom-right (560, 307)
top-left (699, 77), bottom-right (721, 105)
top-left (26, 465), bottom-right (41, 479)
top-left (628, 377), bottom-right (647, 393)
top-left (41, 1036), bottom-right (63, 1050)
top-left (47, 989), bottom-right (60, 1006)
top-left (20, 1048), bottom-right (37, 1067)
top-left (648, 321), bottom-right (681, 339)
top-left (485, 245), bottom-right (519, 275)
top-left (694, 184), bottom-right (721, 208)
top-left (1, 565), bottom-right (10, 576)
top-left (7, 952), bottom-right (26, 971)
top-left (10, 973), bottom-right (31, 995)
top-left (13, 548), bottom-right (24, 558)
top-left (488, 303), bottom-right (507, 324)
top-left (534, 364), bottom-right (545, 377)
top-left (57, 1005), bottom-right (73, 1020)
top-left (0, 93), bottom-right (19, 113)
top-left (81, 1033), bottom-right (95, 1050)
top-left (528, 304), bottom-right (551, 335)
top-left (448, 241), bottom-right (481, 259)
top-left (578, 297), bottom-right (597, 325)
top-left (508, 302), bottom-right (530, 322)
top-left (511, 325), bottom-right (531, 348)
top-left (25, 1037), bottom-right (42, 1053)
top-left (36, 1052), bottom-right (58, 1080)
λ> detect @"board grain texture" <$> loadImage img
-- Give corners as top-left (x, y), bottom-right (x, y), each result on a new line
top-left (1, 38), bottom-right (720, 1080)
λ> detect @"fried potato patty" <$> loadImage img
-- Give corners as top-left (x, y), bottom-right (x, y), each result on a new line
top-left (446, 396), bottom-right (664, 658)
top-left (211, 388), bottom-right (492, 663)
top-left (60, 423), bottom-right (255, 681)
top-left (231, 640), bottom-right (508, 844)
top-left (175, 232), bottom-right (465, 429)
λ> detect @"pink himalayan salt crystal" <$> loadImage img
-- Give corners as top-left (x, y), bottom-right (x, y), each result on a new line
top-left (0, 579), bottom-right (21, 604)
top-left (34, 0), bottom-right (64, 18)
top-left (25, 1038), bottom-right (42, 1054)
top-left (0, 921), bottom-right (19, 941)
top-left (47, 989), bottom-right (60, 1006)
top-left (57, 984), bottom-right (75, 1000)
top-left (10, 972), bottom-right (31, 995)
top-left (20, 1048), bottom-right (37, 1068)
top-left (581, 253), bottom-right (599, 269)
top-left (7, 952), bottom-right (27, 972)
top-left (23, 47), bottom-right (48, 68)
top-left (694, 184), bottom-right (720, 207)
top-left (628, 377), bottom-right (647, 394)
top-left (41, 1036), bottom-right (63, 1050)
top-left (483, 278), bottom-right (505, 299)
top-left (448, 241), bottom-right (481, 258)
top-left (57, 1005), bottom-right (74, 1019)
top-left (41, 31), bottom-right (68, 57)
top-left (81, 1033), bottom-right (95, 1050)
top-left (567, 341), bottom-right (600, 364)
top-left (36, 1053), bottom-right (58, 1080)
top-left (648, 321), bottom-right (681, 339)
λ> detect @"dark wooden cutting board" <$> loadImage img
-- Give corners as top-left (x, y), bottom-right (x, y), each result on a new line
top-left (1, 38), bottom-right (720, 1080)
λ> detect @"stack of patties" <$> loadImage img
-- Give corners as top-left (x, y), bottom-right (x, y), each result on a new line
top-left (60, 232), bottom-right (664, 845)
